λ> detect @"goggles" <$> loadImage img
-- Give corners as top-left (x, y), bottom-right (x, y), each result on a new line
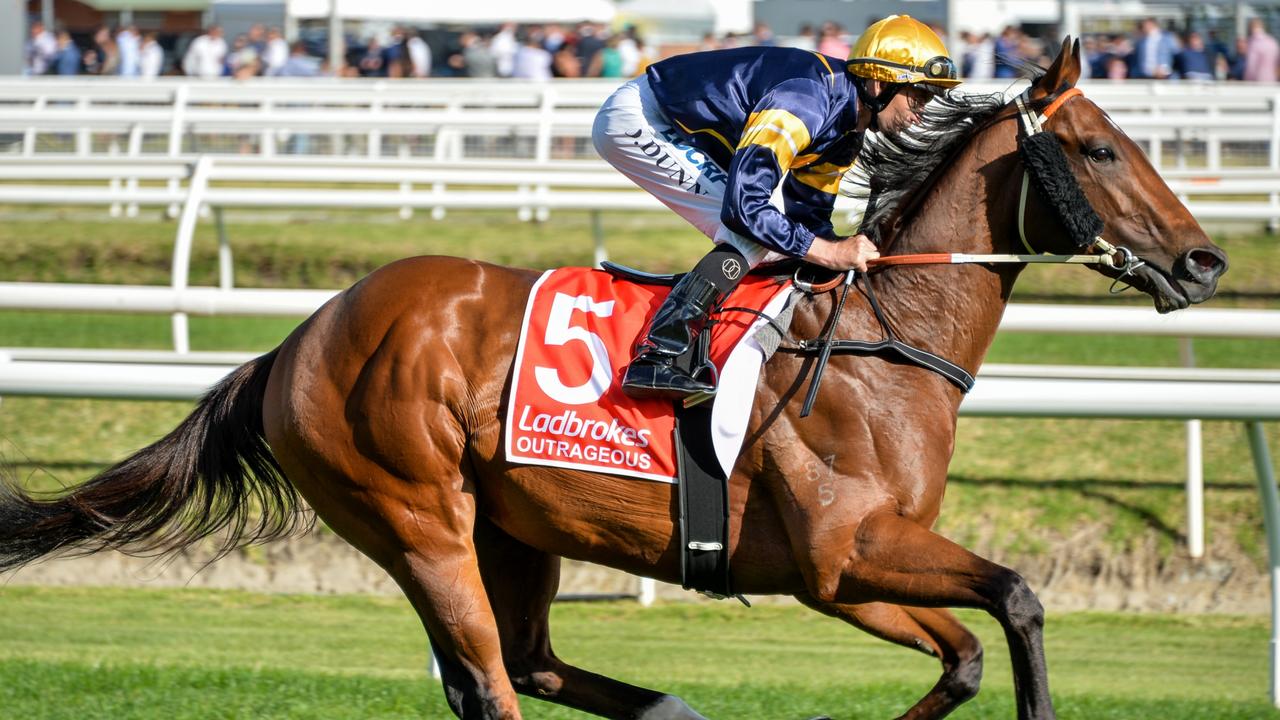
top-left (920, 55), bottom-right (959, 81)
top-left (849, 54), bottom-right (958, 84)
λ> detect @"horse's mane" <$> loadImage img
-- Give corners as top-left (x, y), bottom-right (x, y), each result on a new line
top-left (844, 59), bottom-right (1049, 245)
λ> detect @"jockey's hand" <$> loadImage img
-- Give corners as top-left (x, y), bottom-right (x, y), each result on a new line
top-left (804, 234), bottom-right (880, 272)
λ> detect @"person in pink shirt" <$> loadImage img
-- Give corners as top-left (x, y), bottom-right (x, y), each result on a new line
top-left (816, 21), bottom-right (850, 58)
top-left (1245, 17), bottom-right (1280, 82)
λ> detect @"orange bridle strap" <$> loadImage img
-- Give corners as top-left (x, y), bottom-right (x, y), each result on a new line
top-left (1040, 87), bottom-right (1083, 122)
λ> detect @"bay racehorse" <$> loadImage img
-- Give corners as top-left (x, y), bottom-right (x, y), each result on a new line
top-left (0, 40), bottom-right (1227, 720)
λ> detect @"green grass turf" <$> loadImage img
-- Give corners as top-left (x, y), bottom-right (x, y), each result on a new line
top-left (0, 586), bottom-right (1271, 719)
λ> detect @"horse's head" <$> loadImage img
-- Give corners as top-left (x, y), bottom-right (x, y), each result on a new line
top-left (1016, 38), bottom-right (1228, 312)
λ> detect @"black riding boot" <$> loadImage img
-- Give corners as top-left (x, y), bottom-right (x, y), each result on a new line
top-left (622, 270), bottom-right (730, 400)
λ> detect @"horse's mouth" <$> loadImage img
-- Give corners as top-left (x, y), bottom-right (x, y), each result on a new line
top-left (1127, 262), bottom-right (1190, 314)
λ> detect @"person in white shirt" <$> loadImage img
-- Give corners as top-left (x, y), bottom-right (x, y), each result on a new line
top-left (490, 22), bottom-right (518, 77)
top-left (511, 30), bottom-right (551, 80)
top-left (116, 24), bottom-right (141, 76)
top-left (406, 29), bottom-right (430, 77)
top-left (139, 32), bottom-right (165, 78)
top-left (616, 27), bottom-right (641, 76)
top-left (182, 26), bottom-right (227, 79)
top-left (960, 31), bottom-right (995, 79)
top-left (26, 21), bottom-right (57, 75)
top-left (263, 27), bottom-right (289, 76)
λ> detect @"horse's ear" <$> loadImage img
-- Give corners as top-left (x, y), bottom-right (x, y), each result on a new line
top-left (1033, 36), bottom-right (1082, 97)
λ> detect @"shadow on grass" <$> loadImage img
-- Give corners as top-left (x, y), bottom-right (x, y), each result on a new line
top-left (945, 474), bottom-right (1258, 545)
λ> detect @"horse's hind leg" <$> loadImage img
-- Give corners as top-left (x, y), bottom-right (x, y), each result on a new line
top-left (475, 518), bottom-right (708, 720)
top-left (389, 542), bottom-right (520, 719)
top-left (269, 453), bottom-right (521, 718)
top-left (797, 597), bottom-right (983, 720)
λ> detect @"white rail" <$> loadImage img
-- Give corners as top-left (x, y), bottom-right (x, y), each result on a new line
top-left (1, 353), bottom-right (1275, 413)
top-left (3, 77), bottom-right (1279, 178)
top-left (0, 282), bottom-right (1274, 336)
top-left (0, 155), bottom-right (1276, 224)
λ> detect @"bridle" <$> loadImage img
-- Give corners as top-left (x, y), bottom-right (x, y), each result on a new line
top-left (788, 83), bottom-right (1152, 415)
top-left (796, 83), bottom-right (1148, 292)
top-left (1010, 86), bottom-right (1147, 288)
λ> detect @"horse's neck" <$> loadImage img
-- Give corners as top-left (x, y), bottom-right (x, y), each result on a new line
top-left (847, 137), bottom-right (1022, 378)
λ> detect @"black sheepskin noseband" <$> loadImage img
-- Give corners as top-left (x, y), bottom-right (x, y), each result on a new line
top-left (1017, 130), bottom-right (1105, 249)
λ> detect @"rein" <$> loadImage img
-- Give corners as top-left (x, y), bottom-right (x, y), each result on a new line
top-left (794, 84), bottom-right (1147, 414)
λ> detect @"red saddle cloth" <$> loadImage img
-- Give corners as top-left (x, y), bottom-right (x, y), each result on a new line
top-left (506, 267), bottom-right (790, 482)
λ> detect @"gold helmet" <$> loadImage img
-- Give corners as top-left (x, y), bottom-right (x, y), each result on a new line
top-left (847, 15), bottom-right (962, 88)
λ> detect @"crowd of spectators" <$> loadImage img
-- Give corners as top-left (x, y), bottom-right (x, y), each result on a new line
top-left (957, 17), bottom-right (1280, 82)
top-left (23, 15), bottom-right (1280, 83)
top-left (22, 19), bottom-right (658, 81)
top-left (425, 22), bottom-right (656, 79)
top-left (25, 20), bottom-right (166, 77)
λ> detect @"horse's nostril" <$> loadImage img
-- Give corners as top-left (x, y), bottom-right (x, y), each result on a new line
top-left (1190, 250), bottom-right (1218, 271)
top-left (1184, 248), bottom-right (1227, 281)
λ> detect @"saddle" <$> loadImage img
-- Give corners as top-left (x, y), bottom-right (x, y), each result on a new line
top-left (600, 259), bottom-right (843, 290)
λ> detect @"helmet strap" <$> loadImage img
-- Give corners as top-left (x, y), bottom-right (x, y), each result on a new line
top-left (854, 79), bottom-right (904, 131)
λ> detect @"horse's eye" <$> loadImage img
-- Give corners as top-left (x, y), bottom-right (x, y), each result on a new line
top-left (1088, 146), bottom-right (1115, 164)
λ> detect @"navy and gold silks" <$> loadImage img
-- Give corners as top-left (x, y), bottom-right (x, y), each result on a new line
top-left (645, 46), bottom-right (863, 257)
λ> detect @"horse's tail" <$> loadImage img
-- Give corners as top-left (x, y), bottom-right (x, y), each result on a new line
top-left (0, 349), bottom-right (309, 573)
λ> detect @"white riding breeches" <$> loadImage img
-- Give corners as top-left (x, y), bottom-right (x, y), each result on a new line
top-left (591, 77), bottom-right (789, 268)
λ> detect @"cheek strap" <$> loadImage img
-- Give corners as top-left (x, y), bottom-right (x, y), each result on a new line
top-left (1014, 87), bottom-right (1103, 251)
top-left (854, 80), bottom-right (904, 131)
top-left (1018, 130), bottom-right (1106, 250)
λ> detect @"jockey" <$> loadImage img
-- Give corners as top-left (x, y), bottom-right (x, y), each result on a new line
top-left (592, 15), bottom-right (962, 400)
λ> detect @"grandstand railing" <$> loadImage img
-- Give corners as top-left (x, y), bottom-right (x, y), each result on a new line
top-left (2, 78), bottom-right (1279, 172)
top-left (0, 154), bottom-right (1276, 229)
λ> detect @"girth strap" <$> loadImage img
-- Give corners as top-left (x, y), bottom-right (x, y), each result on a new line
top-left (795, 270), bottom-right (976, 417)
top-left (797, 337), bottom-right (975, 393)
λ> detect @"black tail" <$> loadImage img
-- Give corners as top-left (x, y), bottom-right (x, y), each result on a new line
top-left (0, 349), bottom-right (309, 572)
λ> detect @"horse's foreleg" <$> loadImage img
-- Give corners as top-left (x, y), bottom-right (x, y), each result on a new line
top-left (796, 597), bottom-right (983, 720)
top-left (823, 511), bottom-right (1053, 720)
top-left (475, 518), bottom-right (707, 720)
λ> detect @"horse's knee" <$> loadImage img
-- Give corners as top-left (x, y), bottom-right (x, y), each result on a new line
top-left (505, 652), bottom-right (567, 699)
top-left (995, 571), bottom-right (1045, 633)
top-left (942, 646), bottom-right (984, 704)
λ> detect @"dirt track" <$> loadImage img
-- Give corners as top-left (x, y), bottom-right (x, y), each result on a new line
top-left (1, 529), bottom-right (1266, 614)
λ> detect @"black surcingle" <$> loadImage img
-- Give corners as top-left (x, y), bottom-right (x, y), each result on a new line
top-left (1017, 130), bottom-right (1105, 249)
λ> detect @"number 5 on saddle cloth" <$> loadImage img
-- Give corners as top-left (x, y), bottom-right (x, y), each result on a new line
top-left (506, 262), bottom-right (795, 600)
